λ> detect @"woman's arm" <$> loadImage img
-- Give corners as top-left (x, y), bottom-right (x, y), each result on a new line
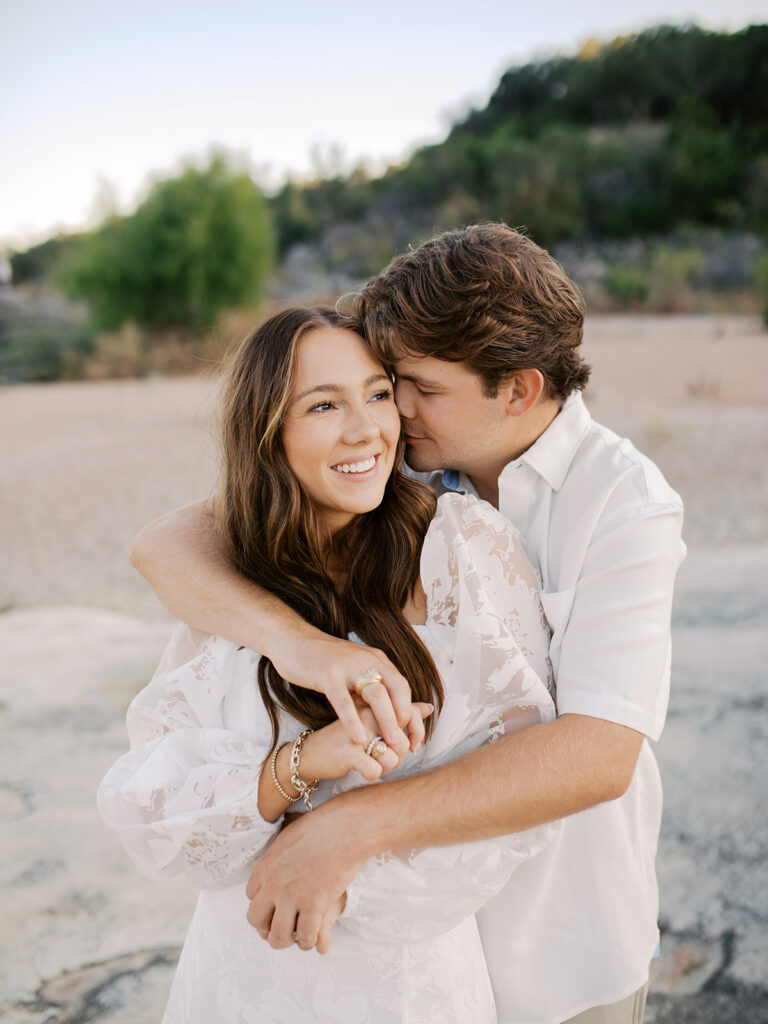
top-left (98, 629), bottom-right (282, 889)
top-left (130, 499), bottom-right (417, 751)
top-left (258, 703), bottom-right (434, 822)
top-left (98, 623), bottom-right (433, 887)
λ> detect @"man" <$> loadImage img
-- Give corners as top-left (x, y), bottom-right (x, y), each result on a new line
top-left (131, 224), bottom-right (685, 1024)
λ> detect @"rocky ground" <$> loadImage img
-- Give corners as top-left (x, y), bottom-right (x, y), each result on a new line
top-left (1, 314), bottom-right (767, 1022)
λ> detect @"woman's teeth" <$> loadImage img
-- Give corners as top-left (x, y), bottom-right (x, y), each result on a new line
top-left (332, 456), bottom-right (377, 474)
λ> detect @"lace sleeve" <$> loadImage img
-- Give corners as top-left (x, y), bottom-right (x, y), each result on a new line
top-left (97, 624), bottom-right (280, 890)
top-left (341, 493), bottom-right (558, 943)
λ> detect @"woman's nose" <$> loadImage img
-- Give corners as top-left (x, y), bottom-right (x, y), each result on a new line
top-left (342, 404), bottom-right (380, 443)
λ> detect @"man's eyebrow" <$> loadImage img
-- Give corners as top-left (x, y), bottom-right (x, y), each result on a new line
top-left (294, 373), bottom-right (390, 402)
top-left (395, 371), bottom-right (445, 389)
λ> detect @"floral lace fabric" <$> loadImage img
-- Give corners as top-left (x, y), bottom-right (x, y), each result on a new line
top-left (98, 493), bottom-right (556, 1023)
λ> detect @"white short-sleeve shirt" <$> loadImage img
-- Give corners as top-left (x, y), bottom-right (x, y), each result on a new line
top-left (428, 392), bottom-right (686, 1024)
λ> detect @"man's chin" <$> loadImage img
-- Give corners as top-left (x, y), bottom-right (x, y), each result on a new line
top-left (404, 443), bottom-right (442, 473)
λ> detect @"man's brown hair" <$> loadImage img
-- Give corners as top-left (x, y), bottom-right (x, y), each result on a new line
top-left (358, 223), bottom-right (590, 402)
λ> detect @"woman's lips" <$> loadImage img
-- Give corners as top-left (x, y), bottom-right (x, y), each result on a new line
top-left (330, 453), bottom-right (381, 477)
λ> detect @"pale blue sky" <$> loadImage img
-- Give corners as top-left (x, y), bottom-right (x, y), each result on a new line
top-left (1, 0), bottom-right (764, 249)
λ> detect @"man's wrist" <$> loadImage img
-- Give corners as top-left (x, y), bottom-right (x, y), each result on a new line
top-left (315, 785), bottom-right (391, 864)
top-left (256, 609), bottom-right (323, 666)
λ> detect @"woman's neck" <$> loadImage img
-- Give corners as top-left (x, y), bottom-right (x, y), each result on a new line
top-left (401, 577), bottom-right (428, 626)
top-left (326, 550), bottom-right (427, 626)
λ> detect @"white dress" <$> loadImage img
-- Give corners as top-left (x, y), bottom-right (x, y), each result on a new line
top-left (98, 493), bottom-right (557, 1024)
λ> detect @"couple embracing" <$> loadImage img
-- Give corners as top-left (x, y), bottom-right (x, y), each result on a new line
top-left (99, 223), bottom-right (685, 1024)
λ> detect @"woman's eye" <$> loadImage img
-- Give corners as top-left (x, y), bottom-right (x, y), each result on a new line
top-left (371, 389), bottom-right (394, 402)
top-left (308, 401), bottom-right (334, 413)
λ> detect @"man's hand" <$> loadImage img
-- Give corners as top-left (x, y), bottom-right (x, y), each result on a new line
top-left (246, 802), bottom-right (369, 953)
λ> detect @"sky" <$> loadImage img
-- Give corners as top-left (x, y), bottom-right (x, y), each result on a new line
top-left (2, 0), bottom-right (765, 251)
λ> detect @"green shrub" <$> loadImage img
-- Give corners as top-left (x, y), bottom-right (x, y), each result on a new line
top-left (754, 252), bottom-right (768, 326)
top-left (604, 267), bottom-right (650, 307)
top-left (649, 246), bottom-right (705, 311)
top-left (0, 327), bottom-right (95, 383)
top-left (10, 235), bottom-right (85, 285)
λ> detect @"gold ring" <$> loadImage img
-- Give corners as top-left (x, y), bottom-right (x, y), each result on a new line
top-left (365, 736), bottom-right (389, 760)
top-left (354, 667), bottom-right (384, 695)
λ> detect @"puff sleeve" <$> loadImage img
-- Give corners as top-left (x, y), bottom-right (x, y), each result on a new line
top-left (98, 626), bottom-right (280, 889)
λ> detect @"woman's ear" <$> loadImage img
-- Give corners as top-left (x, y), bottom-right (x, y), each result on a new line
top-left (504, 369), bottom-right (546, 417)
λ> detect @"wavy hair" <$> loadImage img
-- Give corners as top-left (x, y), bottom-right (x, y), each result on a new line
top-left (358, 222), bottom-right (590, 402)
top-left (216, 307), bottom-right (443, 749)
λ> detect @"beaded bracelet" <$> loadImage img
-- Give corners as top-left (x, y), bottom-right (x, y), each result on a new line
top-left (289, 730), bottom-right (319, 810)
top-left (270, 741), bottom-right (300, 804)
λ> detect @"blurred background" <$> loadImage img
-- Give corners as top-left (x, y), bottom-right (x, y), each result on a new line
top-left (1, 2), bottom-right (767, 1022)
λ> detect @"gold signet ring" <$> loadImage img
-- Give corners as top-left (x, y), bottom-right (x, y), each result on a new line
top-left (354, 667), bottom-right (384, 695)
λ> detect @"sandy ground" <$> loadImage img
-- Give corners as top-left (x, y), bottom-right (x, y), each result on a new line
top-left (1, 314), bottom-right (767, 1022)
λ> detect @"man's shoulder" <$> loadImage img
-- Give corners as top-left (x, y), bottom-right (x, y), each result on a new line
top-left (570, 415), bottom-right (683, 515)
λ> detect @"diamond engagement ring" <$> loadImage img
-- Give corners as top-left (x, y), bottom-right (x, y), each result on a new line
top-left (354, 667), bottom-right (384, 695)
top-left (365, 735), bottom-right (389, 760)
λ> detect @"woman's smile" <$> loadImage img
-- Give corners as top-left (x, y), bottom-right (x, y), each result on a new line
top-left (330, 453), bottom-right (381, 477)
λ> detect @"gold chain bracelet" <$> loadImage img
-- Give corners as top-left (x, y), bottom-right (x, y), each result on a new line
top-left (289, 730), bottom-right (319, 810)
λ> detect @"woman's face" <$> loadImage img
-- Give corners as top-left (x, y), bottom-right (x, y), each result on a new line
top-left (282, 326), bottom-right (401, 533)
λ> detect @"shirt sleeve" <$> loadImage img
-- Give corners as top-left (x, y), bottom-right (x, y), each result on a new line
top-left (554, 500), bottom-right (686, 741)
top-left (97, 624), bottom-right (281, 890)
top-left (340, 492), bottom-right (559, 943)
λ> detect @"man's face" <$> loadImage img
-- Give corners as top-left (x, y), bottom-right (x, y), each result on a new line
top-left (394, 355), bottom-right (512, 475)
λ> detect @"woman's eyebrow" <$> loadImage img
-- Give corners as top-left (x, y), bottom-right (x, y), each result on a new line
top-left (295, 373), bottom-right (390, 402)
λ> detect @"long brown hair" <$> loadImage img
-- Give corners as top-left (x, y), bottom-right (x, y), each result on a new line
top-left (216, 307), bottom-right (443, 749)
top-left (359, 222), bottom-right (590, 402)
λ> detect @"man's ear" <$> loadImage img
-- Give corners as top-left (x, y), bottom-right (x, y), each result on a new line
top-left (504, 369), bottom-right (546, 417)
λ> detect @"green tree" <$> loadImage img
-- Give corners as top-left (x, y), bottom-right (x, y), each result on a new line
top-left (61, 156), bottom-right (274, 331)
top-left (667, 101), bottom-right (744, 223)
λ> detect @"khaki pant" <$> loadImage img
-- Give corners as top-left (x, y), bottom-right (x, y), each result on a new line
top-left (561, 980), bottom-right (649, 1024)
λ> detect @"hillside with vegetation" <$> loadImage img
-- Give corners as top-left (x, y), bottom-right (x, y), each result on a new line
top-left (4, 22), bottom-right (768, 381)
top-left (269, 24), bottom-right (767, 261)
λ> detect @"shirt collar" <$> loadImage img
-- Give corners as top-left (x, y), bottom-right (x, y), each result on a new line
top-left (440, 469), bottom-right (462, 491)
top-left (427, 468), bottom-right (477, 496)
top-left (499, 391), bottom-right (592, 492)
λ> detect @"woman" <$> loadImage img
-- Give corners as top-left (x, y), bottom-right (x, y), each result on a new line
top-left (98, 307), bottom-right (556, 1024)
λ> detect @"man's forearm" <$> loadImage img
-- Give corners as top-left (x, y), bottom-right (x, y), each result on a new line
top-left (130, 501), bottom-right (417, 744)
top-left (130, 499), bottom-right (316, 656)
top-left (243, 712), bottom-right (645, 950)
top-left (320, 713), bottom-right (644, 859)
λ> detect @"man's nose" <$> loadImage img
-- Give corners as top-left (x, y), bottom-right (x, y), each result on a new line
top-left (394, 380), bottom-right (415, 419)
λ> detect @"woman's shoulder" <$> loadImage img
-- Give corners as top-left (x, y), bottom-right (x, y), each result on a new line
top-left (432, 491), bottom-right (515, 538)
top-left (425, 492), bottom-right (541, 590)
top-left (150, 623), bottom-right (260, 687)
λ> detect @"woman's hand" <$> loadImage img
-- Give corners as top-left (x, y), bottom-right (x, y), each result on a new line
top-left (270, 632), bottom-right (423, 756)
top-left (300, 702), bottom-right (433, 784)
